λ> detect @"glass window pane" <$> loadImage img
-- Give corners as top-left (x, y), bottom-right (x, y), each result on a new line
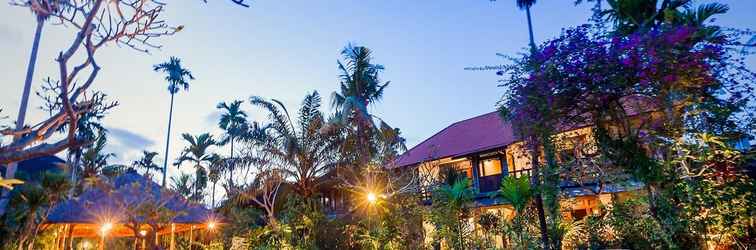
top-left (479, 158), bottom-right (502, 176)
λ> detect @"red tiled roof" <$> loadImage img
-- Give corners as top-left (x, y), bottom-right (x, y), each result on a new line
top-left (393, 112), bottom-right (517, 168)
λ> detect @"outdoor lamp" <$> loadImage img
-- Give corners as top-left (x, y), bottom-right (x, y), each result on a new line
top-left (366, 192), bottom-right (377, 204)
top-left (100, 222), bottom-right (113, 235)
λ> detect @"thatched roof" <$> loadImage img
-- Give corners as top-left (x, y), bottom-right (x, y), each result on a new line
top-left (46, 170), bottom-right (216, 237)
top-left (1, 156), bottom-right (66, 181)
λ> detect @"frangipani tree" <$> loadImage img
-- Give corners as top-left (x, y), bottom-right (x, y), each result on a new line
top-left (0, 0), bottom-right (176, 215)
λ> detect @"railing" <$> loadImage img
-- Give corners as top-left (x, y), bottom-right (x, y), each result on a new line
top-left (478, 174), bottom-right (503, 193)
top-left (507, 168), bottom-right (533, 178)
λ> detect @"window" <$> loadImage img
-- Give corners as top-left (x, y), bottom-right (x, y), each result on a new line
top-left (479, 158), bottom-right (503, 177)
top-left (571, 209), bottom-right (588, 220)
top-left (439, 160), bottom-right (472, 179)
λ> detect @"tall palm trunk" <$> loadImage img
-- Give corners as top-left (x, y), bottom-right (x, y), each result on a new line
top-left (0, 18), bottom-right (46, 216)
top-left (162, 92), bottom-right (176, 187)
top-left (228, 136), bottom-right (235, 187)
top-left (522, 5), bottom-right (549, 248)
top-left (525, 6), bottom-right (536, 52)
top-left (530, 145), bottom-right (550, 250)
top-left (211, 181), bottom-right (216, 207)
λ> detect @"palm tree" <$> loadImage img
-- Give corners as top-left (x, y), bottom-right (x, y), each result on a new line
top-left (515, 0), bottom-right (538, 52)
top-left (433, 177), bottom-right (475, 250)
top-left (601, 0), bottom-right (728, 38)
top-left (207, 153), bottom-right (225, 207)
top-left (153, 57), bottom-right (194, 187)
top-left (499, 175), bottom-right (533, 214)
top-left (331, 44), bottom-right (393, 167)
top-left (132, 151), bottom-right (161, 178)
top-left (170, 173), bottom-right (194, 199)
top-left (248, 92), bottom-right (338, 198)
top-left (10, 171), bottom-right (70, 250)
top-left (498, 175), bottom-right (537, 248)
top-left (79, 131), bottom-right (116, 181)
top-left (216, 100), bottom-right (248, 187)
top-left (174, 133), bottom-right (216, 203)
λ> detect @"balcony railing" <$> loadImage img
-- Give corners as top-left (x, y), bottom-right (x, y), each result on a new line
top-left (478, 174), bottom-right (502, 193)
top-left (507, 168), bottom-right (533, 178)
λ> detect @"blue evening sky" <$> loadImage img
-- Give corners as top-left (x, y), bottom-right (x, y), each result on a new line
top-left (1, 0), bottom-right (754, 180)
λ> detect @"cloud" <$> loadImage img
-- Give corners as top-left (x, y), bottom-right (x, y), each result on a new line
top-left (204, 110), bottom-right (221, 126)
top-left (108, 127), bottom-right (155, 148)
top-left (104, 127), bottom-right (157, 165)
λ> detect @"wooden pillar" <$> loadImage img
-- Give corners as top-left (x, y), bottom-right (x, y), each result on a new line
top-left (99, 234), bottom-right (105, 250)
top-left (471, 156), bottom-right (480, 189)
top-left (67, 225), bottom-right (75, 250)
top-left (189, 225), bottom-right (194, 250)
top-left (169, 224), bottom-right (175, 250)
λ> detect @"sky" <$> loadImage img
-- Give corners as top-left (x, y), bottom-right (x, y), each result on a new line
top-left (1, 0), bottom-right (755, 182)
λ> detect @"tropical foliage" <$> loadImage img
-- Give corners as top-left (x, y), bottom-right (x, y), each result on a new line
top-left (175, 133), bottom-right (217, 203)
top-left (2, 0), bottom-right (755, 249)
top-left (248, 92), bottom-right (338, 198)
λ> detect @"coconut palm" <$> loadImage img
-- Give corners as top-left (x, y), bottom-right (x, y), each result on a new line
top-left (601, 0), bottom-right (727, 38)
top-left (515, 0), bottom-right (538, 52)
top-left (174, 133), bottom-right (216, 203)
top-left (248, 91), bottom-right (338, 198)
top-left (132, 151), bottom-right (161, 178)
top-left (154, 57), bottom-right (194, 187)
top-left (216, 100), bottom-right (248, 187)
top-left (332, 45), bottom-right (389, 124)
top-left (331, 44), bottom-right (394, 167)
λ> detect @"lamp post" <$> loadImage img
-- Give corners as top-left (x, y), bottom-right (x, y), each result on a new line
top-left (99, 222), bottom-right (112, 250)
top-left (139, 230), bottom-right (147, 249)
top-left (170, 223), bottom-right (176, 250)
top-left (365, 191), bottom-right (379, 239)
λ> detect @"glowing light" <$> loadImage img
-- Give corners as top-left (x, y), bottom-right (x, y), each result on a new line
top-left (81, 241), bottom-right (92, 249)
top-left (208, 220), bottom-right (217, 230)
top-left (99, 222), bottom-right (113, 235)
top-left (366, 192), bottom-right (377, 204)
top-left (139, 230), bottom-right (147, 237)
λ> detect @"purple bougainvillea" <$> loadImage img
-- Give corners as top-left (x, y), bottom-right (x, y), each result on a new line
top-left (498, 24), bottom-right (755, 139)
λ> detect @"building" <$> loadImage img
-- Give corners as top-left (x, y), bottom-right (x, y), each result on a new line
top-left (393, 111), bottom-right (641, 221)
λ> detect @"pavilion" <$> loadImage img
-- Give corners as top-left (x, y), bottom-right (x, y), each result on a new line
top-left (45, 169), bottom-right (218, 249)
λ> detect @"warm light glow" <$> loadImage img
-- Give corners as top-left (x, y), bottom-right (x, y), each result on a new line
top-left (139, 230), bottom-right (147, 237)
top-left (100, 222), bottom-right (113, 235)
top-left (81, 241), bottom-right (92, 249)
top-left (366, 192), bottom-right (377, 204)
top-left (208, 221), bottom-right (217, 230)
